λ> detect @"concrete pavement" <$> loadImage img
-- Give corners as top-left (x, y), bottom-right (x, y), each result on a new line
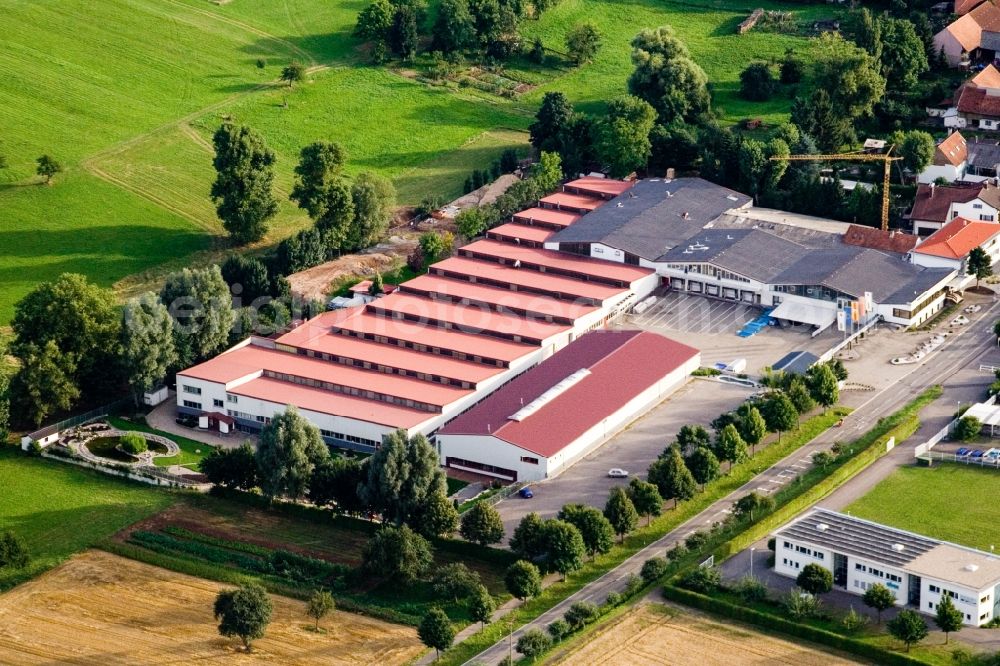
top-left (462, 296), bottom-right (1000, 665)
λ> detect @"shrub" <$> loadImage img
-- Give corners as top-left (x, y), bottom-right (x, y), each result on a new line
top-left (767, 537), bottom-right (776, 551)
top-left (679, 566), bottom-right (721, 593)
top-left (623, 573), bottom-right (644, 598)
top-left (120, 433), bottom-right (147, 455)
top-left (640, 556), bottom-right (669, 584)
top-left (517, 628), bottom-right (551, 661)
top-left (685, 531), bottom-right (709, 552)
top-left (0, 531), bottom-right (30, 569)
top-left (547, 618), bottom-right (570, 641)
top-left (604, 591), bottom-right (623, 607)
top-left (739, 61), bottom-right (778, 101)
top-left (784, 587), bottom-right (821, 620)
top-left (842, 607), bottom-right (870, 634)
top-left (954, 415), bottom-right (982, 442)
top-left (564, 600), bottom-right (600, 630)
top-left (733, 574), bottom-right (768, 603)
top-left (666, 543), bottom-right (688, 562)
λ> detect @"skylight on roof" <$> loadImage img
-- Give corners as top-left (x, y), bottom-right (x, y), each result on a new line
top-left (507, 369), bottom-right (591, 422)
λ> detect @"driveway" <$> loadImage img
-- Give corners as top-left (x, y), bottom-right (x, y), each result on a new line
top-left (494, 379), bottom-right (753, 540)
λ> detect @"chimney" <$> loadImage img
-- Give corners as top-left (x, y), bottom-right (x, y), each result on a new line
top-left (665, 167), bottom-right (676, 180)
top-left (930, 183), bottom-right (936, 197)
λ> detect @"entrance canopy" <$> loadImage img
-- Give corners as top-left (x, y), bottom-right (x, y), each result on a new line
top-left (771, 300), bottom-right (837, 328)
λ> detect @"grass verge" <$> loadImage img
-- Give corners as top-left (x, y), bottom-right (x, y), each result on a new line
top-left (434, 408), bottom-right (850, 665)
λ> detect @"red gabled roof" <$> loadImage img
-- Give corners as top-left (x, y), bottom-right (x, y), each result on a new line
top-left (913, 216), bottom-right (1000, 259)
top-left (439, 330), bottom-right (699, 457)
top-left (563, 177), bottom-right (634, 199)
top-left (459, 239), bottom-right (654, 284)
top-left (972, 64), bottom-right (1000, 89)
top-left (957, 0), bottom-right (987, 14)
top-left (957, 84), bottom-right (1000, 118)
top-left (513, 207), bottom-right (582, 229)
top-left (842, 225), bottom-right (919, 254)
top-left (487, 223), bottom-right (554, 245)
top-left (431, 256), bottom-right (628, 303)
top-left (231, 377), bottom-right (434, 429)
top-left (539, 192), bottom-right (604, 212)
top-left (400, 274), bottom-right (599, 321)
top-left (935, 132), bottom-right (969, 167)
top-left (366, 292), bottom-right (571, 342)
top-left (908, 183), bottom-right (986, 222)
top-left (349, 280), bottom-right (398, 295)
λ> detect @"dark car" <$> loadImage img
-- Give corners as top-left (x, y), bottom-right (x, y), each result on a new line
top-left (519, 487), bottom-right (534, 499)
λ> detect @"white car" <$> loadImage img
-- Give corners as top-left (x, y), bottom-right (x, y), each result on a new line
top-left (607, 468), bottom-right (629, 478)
top-left (965, 305), bottom-right (982, 314)
top-left (951, 315), bottom-right (970, 326)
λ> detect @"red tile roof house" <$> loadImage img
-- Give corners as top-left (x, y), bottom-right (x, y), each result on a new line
top-left (909, 216), bottom-right (1000, 281)
top-left (934, 1), bottom-right (1000, 67)
top-left (436, 330), bottom-right (700, 482)
top-left (918, 131), bottom-right (969, 183)
top-left (906, 181), bottom-right (1000, 236)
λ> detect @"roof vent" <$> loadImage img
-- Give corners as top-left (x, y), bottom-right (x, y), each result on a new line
top-left (816, 523), bottom-right (829, 532)
top-left (507, 369), bottom-right (591, 422)
top-left (726, 194), bottom-right (740, 201)
top-left (892, 543), bottom-right (905, 552)
top-left (965, 563), bottom-right (980, 572)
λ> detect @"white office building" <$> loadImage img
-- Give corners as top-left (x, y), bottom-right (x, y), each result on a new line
top-left (774, 510), bottom-right (1000, 626)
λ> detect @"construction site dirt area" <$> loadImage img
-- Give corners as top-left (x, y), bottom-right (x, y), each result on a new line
top-left (0, 550), bottom-right (423, 666)
top-left (549, 604), bottom-right (862, 666)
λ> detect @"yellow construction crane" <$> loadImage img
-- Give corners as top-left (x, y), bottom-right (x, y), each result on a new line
top-left (769, 147), bottom-right (902, 231)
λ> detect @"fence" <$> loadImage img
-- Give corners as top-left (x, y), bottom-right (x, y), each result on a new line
top-left (23, 396), bottom-right (133, 445)
top-left (817, 316), bottom-right (881, 364)
top-left (41, 451), bottom-right (210, 490)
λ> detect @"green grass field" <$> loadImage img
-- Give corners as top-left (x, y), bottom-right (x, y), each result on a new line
top-left (0, 0), bottom-right (837, 323)
top-left (0, 446), bottom-right (175, 591)
top-left (846, 464), bottom-right (1000, 553)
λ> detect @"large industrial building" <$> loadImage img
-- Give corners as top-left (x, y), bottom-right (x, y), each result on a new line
top-left (436, 330), bottom-right (699, 482)
top-left (774, 509), bottom-right (1000, 626)
top-left (546, 178), bottom-right (958, 331)
top-left (177, 178), bottom-right (662, 452)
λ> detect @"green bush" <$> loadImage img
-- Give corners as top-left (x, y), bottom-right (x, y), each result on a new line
top-left (640, 556), bottom-right (669, 584)
top-left (564, 601), bottom-right (600, 630)
top-left (547, 618), bottom-right (570, 641)
top-left (120, 433), bottom-right (147, 455)
top-left (604, 591), bottom-right (623, 607)
top-left (732, 574), bottom-right (768, 603)
top-left (679, 566), bottom-right (721, 593)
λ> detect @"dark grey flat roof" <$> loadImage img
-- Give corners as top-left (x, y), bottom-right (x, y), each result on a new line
top-left (968, 141), bottom-right (1000, 170)
top-left (775, 509), bottom-right (938, 567)
top-left (549, 178), bottom-right (752, 260)
top-left (772, 351), bottom-right (819, 375)
top-left (659, 229), bottom-right (807, 283)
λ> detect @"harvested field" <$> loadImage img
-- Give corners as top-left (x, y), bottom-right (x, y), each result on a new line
top-left (548, 604), bottom-right (861, 666)
top-left (0, 550), bottom-right (423, 665)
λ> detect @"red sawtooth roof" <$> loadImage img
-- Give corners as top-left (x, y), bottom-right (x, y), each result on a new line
top-left (431, 256), bottom-right (628, 303)
top-left (513, 207), bottom-right (582, 229)
top-left (539, 192), bottom-right (605, 212)
top-left (487, 223), bottom-right (554, 244)
top-left (366, 292), bottom-right (571, 342)
top-left (913, 216), bottom-right (1000, 259)
top-left (179, 344), bottom-right (470, 408)
top-left (438, 330), bottom-right (700, 457)
top-left (459, 239), bottom-right (654, 285)
top-left (276, 319), bottom-right (504, 385)
top-left (332, 310), bottom-right (538, 363)
top-left (400, 274), bottom-right (599, 321)
top-left (231, 377), bottom-right (434, 430)
top-left (563, 177), bottom-right (635, 199)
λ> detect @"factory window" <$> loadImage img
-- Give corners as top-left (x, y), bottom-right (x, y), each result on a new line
top-left (520, 456), bottom-right (539, 465)
top-left (182, 400), bottom-right (201, 410)
top-left (213, 399), bottom-right (224, 408)
top-left (227, 394), bottom-right (238, 403)
top-left (182, 385), bottom-right (202, 395)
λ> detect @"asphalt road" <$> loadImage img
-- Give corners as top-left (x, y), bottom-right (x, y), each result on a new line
top-left (463, 296), bottom-right (1000, 665)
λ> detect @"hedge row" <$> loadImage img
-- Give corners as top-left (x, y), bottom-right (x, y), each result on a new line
top-left (662, 584), bottom-right (927, 666)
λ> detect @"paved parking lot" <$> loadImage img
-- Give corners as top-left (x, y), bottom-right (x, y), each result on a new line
top-left (631, 292), bottom-right (756, 336)
top-left (494, 379), bottom-right (753, 540)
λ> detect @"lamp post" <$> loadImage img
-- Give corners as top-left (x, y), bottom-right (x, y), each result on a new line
top-left (750, 547), bottom-right (756, 578)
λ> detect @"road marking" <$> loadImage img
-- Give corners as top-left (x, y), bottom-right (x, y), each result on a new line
top-left (768, 478), bottom-right (784, 484)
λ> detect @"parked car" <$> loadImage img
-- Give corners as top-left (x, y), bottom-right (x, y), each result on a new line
top-left (951, 315), bottom-right (970, 326)
top-left (519, 487), bottom-right (534, 499)
top-left (965, 305), bottom-right (982, 314)
top-left (608, 468), bottom-right (629, 478)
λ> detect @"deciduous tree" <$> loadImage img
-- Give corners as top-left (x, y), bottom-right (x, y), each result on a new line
top-left (557, 504), bottom-right (614, 559)
top-left (879, 17), bottom-right (928, 90)
top-left (565, 21), bottom-right (601, 65)
top-left (715, 424), bottom-right (748, 470)
top-left (469, 584), bottom-right (496, 627)
top-left (359, 430), bottom-right (447, 525)
top-left (460, 501), bottom-right (505, 545)
top-left (0, 531), bottom-right (30, 569)
top-left (255, 405), bottom-right (330, 501)
top-left (160, 266), bottom-right (235, 368)
top-left (762, 392), bottom-right (798, 441)
top-left (968, 246), bottom-right (993, 288)
top-left (362, 524), bottom-right (434, 583)
top-left (505, 560), bottom-right (542, 602)
top-left (806, 363), bottom-right (839, 410)
top-left (36, 154), bottom-right (61, 184)
top-left (199, 442), bottom-right (258, 491)
top-left (796, 562), bottom-right (832, 595)
top-left (510, 512), bottom-right (545, 562)
top-left (432, 563), bottom-right (482, 602)
top-left (736, 403), bottom-right (767, 451)
top-left (418, 607), bottom-right (455, 659)
top-left (11, 341), bottom-right (79, 427)
top-left (732, 491), bottom-right (774, 522)
top-left (812, 33), bottom-right (886, 120)
top-left (739, 62), bottom-right (777, 101)
top-left (595, 95), bottom-right (656, 178)
top-left (539, 519), bottom-right (586, 578)
top-left (355, 0), bottom-right (394, 44)
top-left (627, 478), bottom-right (663, 526)
top-left (281, 61), bottom-right (306, 87)
top-left (290, 141), bottom-right (347, 219)
top-left (348, 172), bottom-right (396, 250)
top-left (120, 292), bottom-right (176, 405)
top-left (887, 609), bottom-right (929, 652)
top-left (935, 595), bottom-right (963, 644)
top-left (307, 589), bottom-right (334, 631)
top-left (211, 124), bottom-right (279, 245)
top-left (433, 0), bottom-right (475, 53)
top-left (308, 456), bottom-right (366, 513)
top-left (517, 628), bottom-right (551, 662)
top-left (685, 446), bottom-right (720, 490)
top-left (862, 583), bottom-right (896, 624)
top-left (628, 25), bottom-right (710, 124)
top-left (214, 582), bottom-right (273, 652)
top-left (648, 445), bottom-right (696, 505)
top-left (604, 487), bottom-right (638, 542)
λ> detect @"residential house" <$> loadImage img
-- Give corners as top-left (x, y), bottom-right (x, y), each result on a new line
top-left (934, 1), bottom-right (1000, 67)
top-left (956, 0), bottom-right (987, 14)
top-left (909, 217), bottom-right (1000, 285)
top-left (938, 66), bottom-right (1000, 129)
top-left (919, 131), bottom-right (969, 183)
top-left (967, 137), bottom-right (1000, 179)
top-left (906, 181), bottom-right (1000, 236)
